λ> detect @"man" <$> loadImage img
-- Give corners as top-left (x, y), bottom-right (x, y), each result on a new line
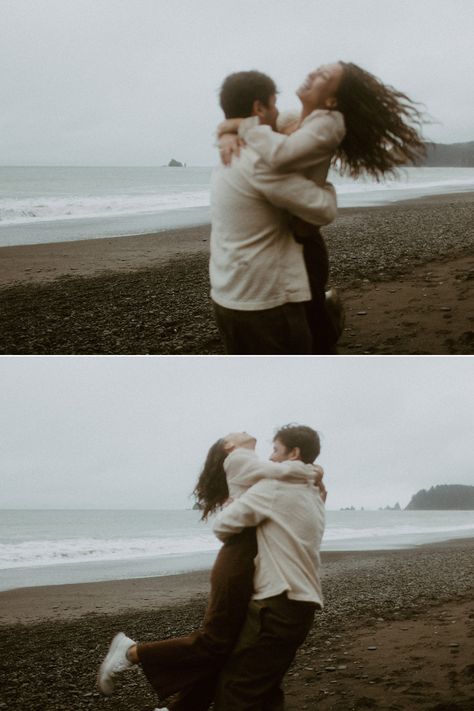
top-left (212, 424), bottom-right (325, 710)
top-left (210, 71), bottom-right (337, 354)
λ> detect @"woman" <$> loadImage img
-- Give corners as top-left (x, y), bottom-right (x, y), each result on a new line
top-left (218, 62), bottom-right (426, 354)
top-left (97, 431), bottom-right (324, 710)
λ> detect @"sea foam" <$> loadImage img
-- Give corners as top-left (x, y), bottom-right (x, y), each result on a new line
top-left (0, 534), bottom-right (220, 570)
top-left (2, 521), bottom-right (473, 570)
top-left (0, 191), bottom-right (210, 226)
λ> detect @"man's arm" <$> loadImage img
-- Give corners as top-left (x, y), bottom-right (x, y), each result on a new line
top-left (250, 166), bottom-right (337, 226)
top-left (213, 480), bottom-right (274, 541)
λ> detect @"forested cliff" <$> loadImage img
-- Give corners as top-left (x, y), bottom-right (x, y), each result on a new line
top-left (405, 484), bottom-right (474, 510)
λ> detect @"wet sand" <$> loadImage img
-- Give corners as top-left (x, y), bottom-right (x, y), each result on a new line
top-left (0, 538), bottom-right (473, 710)
top-left (0, 193), bottom-right (473, 354)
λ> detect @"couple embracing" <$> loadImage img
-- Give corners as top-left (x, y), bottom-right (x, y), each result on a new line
top-left (98, 423), bottom-right (326, 710)
top-left (210, 62), bottom-right (425, 354)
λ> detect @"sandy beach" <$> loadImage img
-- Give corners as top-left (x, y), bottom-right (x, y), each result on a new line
top-left (0, 538), bottom-right (473, 710)
top-left (0, 192), bottom-right (473, 355)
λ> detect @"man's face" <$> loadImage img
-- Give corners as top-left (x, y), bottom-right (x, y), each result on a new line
top-left (254, 94), bottom-right (279, 130)
top-left (269, 437), bottom-right (292, 462)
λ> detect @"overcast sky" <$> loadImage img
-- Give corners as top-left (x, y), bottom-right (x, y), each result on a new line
top-left (2, 0), bottom-right (473, 166)
top-left (1, 356), bottom-right (472, 511)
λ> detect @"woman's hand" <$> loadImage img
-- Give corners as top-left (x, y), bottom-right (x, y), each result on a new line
top-left (318, 481), bottom-right (327, 503)
top-left (310, 464), bottom-right (327, 502)
top-left (218, 133), bottom-right (245, 166)
top-left (310, 464), bottom-right (324, 484)
top-left (217, 117), bottom-right (244, 137)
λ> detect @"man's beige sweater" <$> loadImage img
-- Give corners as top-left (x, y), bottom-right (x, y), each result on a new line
top-left (210, 136), bottom-right (337, 311)
top-left (213, 448), bottom-right (325, 606)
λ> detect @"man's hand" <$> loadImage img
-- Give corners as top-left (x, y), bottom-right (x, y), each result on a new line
top-left (217, 117), bottom-right (244, 137)
top-left (218, 133), bottom-right (245, 165)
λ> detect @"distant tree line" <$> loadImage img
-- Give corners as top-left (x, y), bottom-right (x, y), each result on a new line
top-left (422, 141), bottom-right (474, 167)
top-left (405, 484), bottom-right (474, 510)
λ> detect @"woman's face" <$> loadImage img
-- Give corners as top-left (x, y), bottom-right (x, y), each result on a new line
top-left (223, 431), bottom-right (257, 452)
top-left (297, 63), bottom-right (344, 110)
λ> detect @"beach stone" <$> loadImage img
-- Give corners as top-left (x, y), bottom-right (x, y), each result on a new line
top-left (367, 646), bottom-right (377, 650)
top-left (2, 541), bottom-right (474, 711)
top-left (354, 696), bottom-right (377, 709)
top-left (462, 664), bottom-right (474, 678)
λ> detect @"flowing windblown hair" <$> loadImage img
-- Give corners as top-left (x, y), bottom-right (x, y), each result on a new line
top-left (335, 62), bottom-right (426, 179)
top-left (193, 438), bottom-right (229, 520)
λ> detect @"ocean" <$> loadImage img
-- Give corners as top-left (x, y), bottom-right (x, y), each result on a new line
top-left (1, 509), bottom-right (473, 592)
top-left (1, 165), bottom-right (474, 247)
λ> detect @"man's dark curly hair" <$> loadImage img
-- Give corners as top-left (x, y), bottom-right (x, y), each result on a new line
top-left (273, 424), bottom-right (320, 464)
top-left (219, 70), bottom-right (277, 119)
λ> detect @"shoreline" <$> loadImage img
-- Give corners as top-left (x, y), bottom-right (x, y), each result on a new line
top-left (1, 186), bottom-right (474, 251)
top-left (1, 538), bottom-right (473, 710)
top-left (0, 191), bottom-right (473, 354)
top-left (0, 191), bottom-right (473, 287)
top-left (1, 537), bottom-right (472, 626)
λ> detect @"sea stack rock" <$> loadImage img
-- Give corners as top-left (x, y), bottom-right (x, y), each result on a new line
top-left (168, 159), bottom-right (184, 167)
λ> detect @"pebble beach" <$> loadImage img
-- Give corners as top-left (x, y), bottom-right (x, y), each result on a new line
top-left (0, 193), bottom-right (473, 355)
top-left (0, 538), bottom-right (473, 710)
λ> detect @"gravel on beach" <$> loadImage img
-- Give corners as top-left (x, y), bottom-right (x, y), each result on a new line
top-left (0, 539), bottom-right (473, 711)
top-left (0, 193), bottom-right (473, 354)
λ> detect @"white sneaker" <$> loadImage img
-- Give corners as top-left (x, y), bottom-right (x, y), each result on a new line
top-left (97, 631), bottom-right (135, 696)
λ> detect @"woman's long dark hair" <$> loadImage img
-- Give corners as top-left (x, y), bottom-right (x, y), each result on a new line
top-left (193, 438), bottom-right (229, 520)
top-left (335, 62), bottom-right (426, 180)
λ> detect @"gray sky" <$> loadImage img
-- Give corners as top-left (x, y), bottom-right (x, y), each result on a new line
top-left (2, 0), bottom-right (473, 166)
top-left (1, 356), bottom-right (472, 511)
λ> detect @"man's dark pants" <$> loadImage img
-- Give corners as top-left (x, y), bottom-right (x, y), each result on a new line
top-left (212, 302), bottom-right (312, 355)
top-left (213, 593), bottom-right (317, 711)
